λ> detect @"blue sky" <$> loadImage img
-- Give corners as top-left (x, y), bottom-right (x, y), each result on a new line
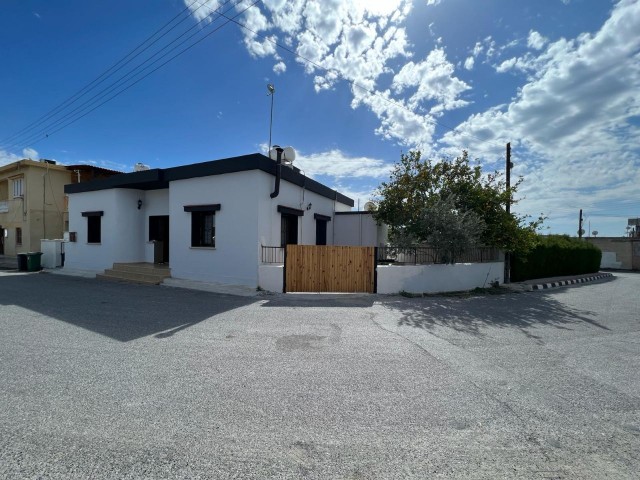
top-left (1, 0), bottom-right (638, 237)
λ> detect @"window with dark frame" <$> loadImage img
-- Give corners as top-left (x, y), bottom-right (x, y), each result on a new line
top-left (184, 204), bottom-right (220, 248)
top-left (15, 227), bottom-right (22, 246)
top-left (191, 211), bottom-right (216, 247)
top-left (87, 216), bottom-right (101, 243)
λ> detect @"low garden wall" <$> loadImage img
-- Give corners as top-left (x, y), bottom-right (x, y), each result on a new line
top-left (258, 264), bottom-right (284, 293)
top-left (377, 262), bottom-right (504, 294)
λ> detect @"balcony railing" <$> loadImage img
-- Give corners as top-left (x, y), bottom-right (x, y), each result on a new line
top-left (261, 245), bottom-right (284, 264)
top-left (377, 246), bottom-right (500, 265)
top-left (0, 201), bottom-right (8, 213)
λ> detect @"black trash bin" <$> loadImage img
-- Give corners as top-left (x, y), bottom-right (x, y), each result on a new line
top-left (17, 253), bottom-right (28, 271)
top-left (25, 252), bottom-right (43, 272)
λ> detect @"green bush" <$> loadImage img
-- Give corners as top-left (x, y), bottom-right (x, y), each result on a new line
top-left (511, 235), bottom-right (602, 282)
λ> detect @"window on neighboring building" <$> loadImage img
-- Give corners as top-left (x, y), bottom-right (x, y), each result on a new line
top-left (12, 177), bottom-right (24, 198)
top-left (15, 227), bottom-right (22, 246)
top-left (184, 204), bottom-right (220, 248)
top-left (82, 211), bottom-right (103, 243)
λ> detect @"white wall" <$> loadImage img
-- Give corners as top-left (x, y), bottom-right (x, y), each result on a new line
top-left (377, 262), bottom-right (504, 294)
top-left (65, 189), bottom-right (146, 272)
top-left (334, 213), bottom-right (387, 247)
top-left (258, 265), bottom-right (283, 292)
top-left (169, 171), bottom-right (261, 287)
top-left (256, 170), bottom-right (352, 248)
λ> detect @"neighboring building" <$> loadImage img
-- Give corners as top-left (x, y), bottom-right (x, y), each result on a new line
top-left (63, 152), bottom-right (369, 288)
top-left (0, 159), bottom-right (70, 256)
top-left (586, 237), bottom-right (640, 270)
top-left (334, 211), bottom-right (388, 246)
top-left (0, 159), bottom-right (122, 256)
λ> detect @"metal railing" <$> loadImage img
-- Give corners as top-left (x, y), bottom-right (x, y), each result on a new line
top-left (377, 246), bottom-right (500, 265)
top-left (261, 245), bottom-right (284, 264)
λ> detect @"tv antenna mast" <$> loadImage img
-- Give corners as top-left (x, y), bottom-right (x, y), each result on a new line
top-left (267, 83), bottom-right (275, 154)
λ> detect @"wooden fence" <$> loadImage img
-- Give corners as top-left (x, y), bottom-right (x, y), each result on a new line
top-left (285, 245), bottom-right (375, 293)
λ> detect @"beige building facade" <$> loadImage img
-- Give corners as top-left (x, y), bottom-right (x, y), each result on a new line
top-left (0, 160), bottom-right (72, 256)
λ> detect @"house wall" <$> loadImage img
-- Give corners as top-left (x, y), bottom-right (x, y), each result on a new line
top-left (64, 166), bottom-right (354, 287)
top-left (585, 237), bottom-right (633, 269)
top-left (334, 213), bottom-right (388, 247)
top-left (256, 169), bottom-right (352, 249)
top-left (169, 171), bottom-right (261, 287)
top-left (65, 188), bottom-right (146, 272)
top-left (377, 262), bottom-right (504, 294)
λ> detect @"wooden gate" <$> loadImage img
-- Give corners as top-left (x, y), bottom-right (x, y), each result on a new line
top-left (285, 245), bottom-right (376, 293)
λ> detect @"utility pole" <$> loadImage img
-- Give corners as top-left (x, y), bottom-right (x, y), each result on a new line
top-left (505, 142), bottom-right (513, 283)
top-left (578, 209), bottom-right (584, 239)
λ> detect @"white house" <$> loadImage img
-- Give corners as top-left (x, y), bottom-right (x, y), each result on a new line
top-left (63, 152), bottom-right (360, 289)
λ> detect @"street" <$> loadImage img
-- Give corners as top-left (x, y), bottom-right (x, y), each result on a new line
top-left (1, 271), bottom-right (639, 479)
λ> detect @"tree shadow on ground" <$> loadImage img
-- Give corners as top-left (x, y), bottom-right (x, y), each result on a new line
top-left (378, 280), bottom-right (614, 338)
top-left (0, 273), bottom-right (254, 342)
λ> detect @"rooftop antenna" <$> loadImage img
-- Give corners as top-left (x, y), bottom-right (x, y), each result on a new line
top-left (267, 83), bottom-right (275, 155)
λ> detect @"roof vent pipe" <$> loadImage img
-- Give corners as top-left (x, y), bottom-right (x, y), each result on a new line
top-left (270, 145), bottom-right (284, 199)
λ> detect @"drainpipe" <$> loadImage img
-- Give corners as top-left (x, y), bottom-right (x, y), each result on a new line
top-left (270, 145), bottom-right (283, 199)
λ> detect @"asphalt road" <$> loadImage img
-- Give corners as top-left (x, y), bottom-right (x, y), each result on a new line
top-left (0, 271), bottom-right (638, 479)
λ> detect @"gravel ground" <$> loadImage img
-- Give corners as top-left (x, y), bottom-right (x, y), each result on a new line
top-left (0, 271), bottom-right (638, 479)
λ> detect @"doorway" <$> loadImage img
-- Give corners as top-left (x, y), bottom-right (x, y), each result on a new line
top-left (0, 225), bottom-right (4, 255)
top-left (149, 215), bottom-right (170, 263)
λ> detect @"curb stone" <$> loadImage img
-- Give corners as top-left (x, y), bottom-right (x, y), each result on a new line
top-left (530, 273), bottom-right (613, 291)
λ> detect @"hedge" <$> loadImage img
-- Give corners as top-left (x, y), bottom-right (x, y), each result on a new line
top-left (511, 235), bottom-right (602, 282)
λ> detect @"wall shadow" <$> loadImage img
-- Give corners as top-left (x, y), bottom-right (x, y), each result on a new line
top-left (259, 293), bottom-right (376, 308)
top-left (0, 273), bottom-right (255, 342)
top-left (378, 285), bottom-right (612, 338)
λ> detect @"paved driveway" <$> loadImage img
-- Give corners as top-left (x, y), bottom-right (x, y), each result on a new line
top-left (1, 271), bottom-right (639, 478)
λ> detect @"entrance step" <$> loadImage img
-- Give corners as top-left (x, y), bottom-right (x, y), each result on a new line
top-left (97, 262), bottom-right (171, 285)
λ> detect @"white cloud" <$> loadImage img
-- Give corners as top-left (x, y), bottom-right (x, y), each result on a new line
top-left (392, 48), bottom-right (471, 113)
top-left (22, 147), bottom-right (39, 160)
top-left (442, 0), bottom-right (640, 230)
top-left (527, 30), bottom-right (548, 50)
top-left (273, 61), bottom-right (286, 74)
top-left (464, 56), bottom-right (475, 70)
top-left (296, 148), bottom-right (391, 179)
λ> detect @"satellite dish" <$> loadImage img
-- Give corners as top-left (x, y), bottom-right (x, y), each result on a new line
top-left (364, 201), bottom-right (377, 212)
top-left (282, 146), bottom-right (296, 164)
top-left (269, 145), bottom-right (296, 164)
top-left (134, 162), bottom-right (150, 172)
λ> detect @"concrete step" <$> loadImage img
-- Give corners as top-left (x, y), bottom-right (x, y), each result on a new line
top-left (98, 269), bottom-right (167, 285)
top-left (112, 263), bottom-right (171, 276)
top-left (96, 271), bottom-right (162, 285)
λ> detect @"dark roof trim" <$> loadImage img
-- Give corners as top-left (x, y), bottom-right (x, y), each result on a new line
top-left (335, 211), bottom-right (374, 215)
top-left (81, 211), bottom-right (104, 217)
top-left (64, 153), bottom-right (354, 207)
top-left (313, 213), bottom-right (331, 222)
top-left (278, 205), bottom-right (304, 216)
top-left (184, 204), bottom-right (221, 212)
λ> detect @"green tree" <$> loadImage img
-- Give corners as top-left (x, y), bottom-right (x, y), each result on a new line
top-left (373, 150), bottom-right (543, 254)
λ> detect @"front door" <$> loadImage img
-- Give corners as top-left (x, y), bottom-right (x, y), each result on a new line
top-left (0, 225), bottom-right (4, 255)
top-left (149, 215), bottom-right (170, 263)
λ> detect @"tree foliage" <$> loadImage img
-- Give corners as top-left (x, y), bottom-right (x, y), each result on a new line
top-left (373, 150), bottom-right (544, 254)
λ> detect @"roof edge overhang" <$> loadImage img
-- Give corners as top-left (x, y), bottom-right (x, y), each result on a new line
top-left (64, 153), bottom-right (354, 207)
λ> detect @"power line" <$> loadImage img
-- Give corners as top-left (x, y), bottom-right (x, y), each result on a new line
top-left (5, 0), bottom-right (249, 150)
top-left (4, 0), bottom-right (239, 150)
top-left (0, 0), bottom-right (206, 148)
top-left (26, 1), bottom-right (260, 147)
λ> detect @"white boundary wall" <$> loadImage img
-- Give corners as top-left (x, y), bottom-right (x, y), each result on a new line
top-left (258, 265), bottom-right (284, 293)
top-left (377, 262), bottom-right (504, 294)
